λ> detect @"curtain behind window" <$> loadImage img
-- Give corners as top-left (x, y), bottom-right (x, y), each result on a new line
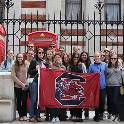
top-left (66, 0), bottom-right (82, 20)
top-left (105, 0), bottom-right (121, 21)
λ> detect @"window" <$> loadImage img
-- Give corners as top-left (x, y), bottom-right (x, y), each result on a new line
top-left (105, 0), bottom-right (121, 21)
top-left (65, 0), bottom-right (82, 20)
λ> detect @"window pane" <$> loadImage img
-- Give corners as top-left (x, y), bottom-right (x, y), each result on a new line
top-left (66, 0), bottom-right (82, 20)
top-left (105, 0), bottom-right (120, 4)
top-left (106, 5), bottom-right (120, 21)
top-left (105, 0), bottom-right (120, 21)
top-left (67, 0), bottom-right (81, 3)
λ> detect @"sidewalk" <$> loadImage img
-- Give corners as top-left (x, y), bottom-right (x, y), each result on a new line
top-left (2, 111), bottom-right (123, 124)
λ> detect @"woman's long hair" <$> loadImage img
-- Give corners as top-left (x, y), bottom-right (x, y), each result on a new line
top-left (108, 55), bottom-right (118, 68)
top-left (35, 47), bottom-right (44, 61)
top-left (70, 53), bottom-right (79, 66)
top-left (14, 53), bottom-right (25, 72)
top-left (78, 51), bottom-right (91, 68)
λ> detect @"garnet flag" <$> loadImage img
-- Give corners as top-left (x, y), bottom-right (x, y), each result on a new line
top-left (39, 68), bottom-right (100, 109)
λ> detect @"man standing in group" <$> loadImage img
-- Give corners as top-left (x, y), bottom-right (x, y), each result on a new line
top-left (23, 43), bottom-right (35, 60)
top-left (89, 52), bottom-right (108, 122)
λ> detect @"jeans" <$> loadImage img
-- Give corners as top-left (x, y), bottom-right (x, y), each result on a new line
top-left (29, 81), bottom-right (40, 118)
top-left (14, 87), bottom-right (28, 117)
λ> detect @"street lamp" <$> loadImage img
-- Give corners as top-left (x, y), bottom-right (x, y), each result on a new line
top-left (94, 0), bottom-right (104, 51)
top-left (94, 0), bottom-right (104, 15)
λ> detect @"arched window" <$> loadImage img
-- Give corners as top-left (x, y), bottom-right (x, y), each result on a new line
top-left (65, 0), bottom-right (82, 20)
top-left (105, 0), bottom-right (121, 21)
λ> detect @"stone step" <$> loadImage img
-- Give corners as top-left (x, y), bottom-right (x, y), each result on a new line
top-left (0, 99), bottom-right (16, 122)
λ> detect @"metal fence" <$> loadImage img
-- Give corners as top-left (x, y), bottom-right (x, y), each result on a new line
top-left (1, 12), bottom-right (124, 59)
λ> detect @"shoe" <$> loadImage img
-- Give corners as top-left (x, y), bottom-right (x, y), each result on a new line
top-left (36, 117), bottom-right (42, 122)
top-left (23, 116), bottom-right (29, 121)
top-left (110, 115), bottom-right (115, 121)
top-left (19, 117), bottom-right (24, 121)
top-left (99, 115), bottom-right (103, 120)
top-left (55, 117), bottom-right (60, 122)
top-left (51, 117), bottom-right (56, 123)
top-left (45, 117), bottom-right (49, 121)
top-left (29, 117), bottom-right (37, 123)
top-left (71, 116), bottom-right (76, 120)
top-left (93, 116), bottom-right (100, 122)
top-left (108, 114), bottom-right (112, 119)
top-left (113, 115), bottom-right (120, 122)
top-left (85, 116), bottom-right (89, 120)
top-left (74, 117), bottom-right (83, 122)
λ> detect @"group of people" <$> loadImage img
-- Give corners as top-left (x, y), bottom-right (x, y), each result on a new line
top-left (0, 42), bottom-right (124, 123)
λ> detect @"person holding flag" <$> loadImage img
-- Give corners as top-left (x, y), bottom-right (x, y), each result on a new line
top-left (51, 53), bottom-right (66, 123)
top-left (89, 52), bottom-right (108, 122)
top-left (28, 48), bottom-right (46, 122)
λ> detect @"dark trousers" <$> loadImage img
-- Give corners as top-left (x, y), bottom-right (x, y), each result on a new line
top-left (51, 108), bottom-right (67, 121)
top-left (84, 108), bottom-right (89, 118)
top-left (70, 108), bottom-right (82, 118)
top-left (51, 108), bottom-right (60, 118)
top-left (14, 87), bottom-right (28, 117)
top-left (95, 88), bottom-right (106, 118)
top-left (107, 86), bottom-right (120, 116)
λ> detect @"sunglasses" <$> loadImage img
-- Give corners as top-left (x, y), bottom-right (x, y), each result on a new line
top-left (101, 55), bottom-right (105, 57)
top-left (111, 58), bottom-right (117, 60)
top-left (38, 52), bottom-right (44, 54)
top-left (50, 46), bottom-right (55, 48)
top-left (74, 57), bottom-right (79, 59)
top-left (28, 46), bottom-right (34, 48)
top-left (28, 53), bottom-right (34, 55)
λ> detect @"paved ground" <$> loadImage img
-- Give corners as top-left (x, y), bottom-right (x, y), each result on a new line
top-left (1, 111), bottom-right (123, 123)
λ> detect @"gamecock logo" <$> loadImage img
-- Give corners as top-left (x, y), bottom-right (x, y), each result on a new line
top-left (55, 72), bottom-right (86, 106)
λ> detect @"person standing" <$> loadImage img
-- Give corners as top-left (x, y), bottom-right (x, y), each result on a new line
top-left (11, 53), bottom-right (29, 121)
top-left (106, 54), bottom-right (122, 122)
top-left (26, 50), bottom-right (35, 63)
top-left (28, 48), bottom-right (46, 122)
top-left (44, 50), bottom-right (53, 121)
top-left (89, 52), bottom-right (107, 122)
top-left (78, 51), bottom-right (91, 119)
top-left (51, 54), bottom-right (66, 123)
top-left (62, 53), bottom-right (70, 69)
top-left (23, 43), bottom-right (35, 60)
top-left (0, 50), bottom-right (14, 71)
top-left (69, 53), bottom-right (87, 122)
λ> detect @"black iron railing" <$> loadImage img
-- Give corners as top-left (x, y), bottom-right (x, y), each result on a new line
top-left (0, 12), bottom-right (124, 60)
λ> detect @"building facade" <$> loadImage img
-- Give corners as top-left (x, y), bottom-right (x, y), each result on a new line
top-left (0, 0), bottom-right (124, 58)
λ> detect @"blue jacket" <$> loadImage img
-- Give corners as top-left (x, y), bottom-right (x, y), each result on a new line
top-left (89, 62), bottom-right (107, 89)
